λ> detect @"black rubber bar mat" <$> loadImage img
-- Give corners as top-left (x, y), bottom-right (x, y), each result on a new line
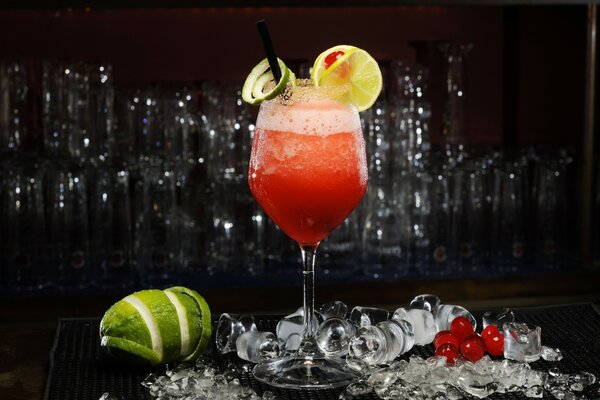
top-left (44, 303), bottom-right (600, 400)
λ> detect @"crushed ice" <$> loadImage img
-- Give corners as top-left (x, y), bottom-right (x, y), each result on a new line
top-left (137, 296), bottom-right (597, 400)
top-left (138, 353), bottom-right (597, 400)
top-left (542, 346), bottom-right (564, 362)
top-left (141, 357), bottom-right (280, 400)
top-left (98, 393), bottom-right (123, 400)
top-left (339, 355), bottom-right (597, 400)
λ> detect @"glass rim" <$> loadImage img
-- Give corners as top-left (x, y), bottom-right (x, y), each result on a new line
top-left (268, 79), bottom-right (352, 106)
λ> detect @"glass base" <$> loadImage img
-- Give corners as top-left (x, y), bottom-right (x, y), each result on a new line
top-left (253, 354), bottom-right (357, 389)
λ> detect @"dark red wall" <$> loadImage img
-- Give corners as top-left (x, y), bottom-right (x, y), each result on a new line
top-left (0, 5), bottom-right (586, 147)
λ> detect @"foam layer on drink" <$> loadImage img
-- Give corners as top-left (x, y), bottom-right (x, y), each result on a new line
top-left (256, 99), bottom-right (361, 136)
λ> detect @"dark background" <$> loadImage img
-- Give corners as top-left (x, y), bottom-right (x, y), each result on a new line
top-left (0, 4), bottom-right (597, 399)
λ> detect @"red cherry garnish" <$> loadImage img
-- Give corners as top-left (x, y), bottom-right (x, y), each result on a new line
top-left (450, 316), bottom-right (474, 342)
top-left (483, 331), bottom-right (504, 356)
top-left (435, 343), bottom-right (459, 364)
top-left (460, 335), bottom-right (485, 362)
top-left (324, 51), bottom-right (345, 70)
top-left (481, 324), bottom-right (500, 340)
top-left (434, 330), bottom-right (460, 349)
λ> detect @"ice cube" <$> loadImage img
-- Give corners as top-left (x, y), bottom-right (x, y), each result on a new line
top-left (319, 300), bottom-right (348, 320)
top-left (275, 307), bottom-right (323, 341)
top-left (215, 313), bottom-right (257, 354)
top-left (569, 371), bottom-right (596, 388)
top-left (569, 381), bottom-right (584, 392)
top-left (457, 361), bottom-right (498, 398)
top-left (392, 307), bottom-right (436, 345)
top-left (367, 370), bottom-right (398, 389)
top-left (262, 391), bottom-right (279, 400)
top-left (524, 385), bottom-right (544, 398)
top-left (348, 319), bottom-right (414, 365)
top-left (345, 357), bottom-right (370, 375)
top-left (388, 359), bottom-right (408, 373)
top-left (409, 294), bottom-right (441, 315)
top-left (547, 387), bottom-right (573, 400)
top-left (349, 306), bottom-right (390, 327)
top-left (378, 319), bottom-right (415, 357)
top-left (482, 308), bottom-right (515, 329)
top-left (541, 346), bottom-right (563, 362)
top-left (435, 304), bottom-right (477, 331)
top-left (345, 380), bottom-right (371, 396)
top-left (315, 317), bottom-right (356, 357)
top-left (169, 368), bottom-right (191, 382)
top-left (141, 373), bottom-right (157, 388)
top-left (445, 386), bottom-right (463, 400)
top-left (282, 333), bottom-right (301, 353)
top-left (348, 325), bottom-right (385, 365)
top-left (503, 322), bottom-right (542, 362)
top-left (236, 331), bottom-right (281, 363)
top-left (98, 393), bottom-right (122, 400)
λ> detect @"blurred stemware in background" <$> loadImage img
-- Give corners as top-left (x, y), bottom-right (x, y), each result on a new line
top-left (389, 61), bottom-right (431, 174)
top-left (91, 165), bottom-right (134, 289)
top-left (491, 160), bottom-right (528, 273)
top-left (439, 43), bottom-right (473, 166)
top-left (451, 159), bottom-right (486, 273)
top-left (427, 166), bottom-right (454, 275)
top-left (0, 52), bottom-right (583, 293)
top-left (1, 160), bottom-right (48, 291)
top-left (362, 180), bottom-right (405, 279)
top-left (320, 214), bottom-right (360, 278)
top-left (532, 154), bottom-right (571, 270)
top-left (42, 61), bottom-right (115, 164)
top-left (46, 161), bottom-right (90, 290)
top-left (0, 61), bottom-right (29, 158)
top-left (137, 163), bottom-right (179, 287)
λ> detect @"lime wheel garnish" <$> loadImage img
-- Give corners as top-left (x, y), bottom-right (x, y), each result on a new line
top-left (311, 45), bottom-right (383, 112)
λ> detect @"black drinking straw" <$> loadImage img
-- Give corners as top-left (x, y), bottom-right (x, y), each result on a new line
top-left (256, 20), bottom-right (282, 82)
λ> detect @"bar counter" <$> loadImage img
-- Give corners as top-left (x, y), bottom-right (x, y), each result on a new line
top-left (1, 270), bottom-right (599, 400)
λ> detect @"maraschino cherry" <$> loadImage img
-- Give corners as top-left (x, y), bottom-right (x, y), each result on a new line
top-left (324, 51), bottom-right (345, 70)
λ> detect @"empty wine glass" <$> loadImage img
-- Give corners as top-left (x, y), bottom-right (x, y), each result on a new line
top-left (1, 160), bottom-right (48, 290)
top-left (90, 165), bottom-right (134, 289)
top-left (137, 163), bottom-right (179, 287)
top-left (46, 161), bottom-right (91, 290)
top-left (362, 181), bottom-right (404, 279)
top-left (491, 161), bottom-right (527, 272)
top-left (451, 160), bottom-right (486, 272)
top-left (0, 61), bottom-right (29, 157)
top-left (532, 158), bottom-right (568, 270)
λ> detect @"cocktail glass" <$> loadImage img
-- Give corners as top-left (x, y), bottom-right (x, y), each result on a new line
top-left (248, 83), bottom-right (368, 388)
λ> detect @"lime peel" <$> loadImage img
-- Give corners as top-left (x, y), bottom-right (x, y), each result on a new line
top-left (123, 293), bottom-right (163, 360)
top-left (167, 286), bottom-right (212, 363)
top-left (132, 290), bottom-right (181, 363)
top-left (163, 290), bottom-right (191, 357)
top-left (101, 336), bottom-right (162, 366)
top-left (242, 58), bottom-right (293, 105)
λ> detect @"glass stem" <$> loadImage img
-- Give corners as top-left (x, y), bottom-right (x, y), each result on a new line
top-left (299, 243), bottom-right (319, 356)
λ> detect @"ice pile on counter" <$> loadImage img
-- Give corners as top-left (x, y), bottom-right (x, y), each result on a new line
top-left (129, 294), bottom-right (598, 400)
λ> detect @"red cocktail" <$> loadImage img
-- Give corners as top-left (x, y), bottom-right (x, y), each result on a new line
top-left (249, 98), bottom-right (367, 246)
top-left (249, 84), bottom-right (367, 388)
